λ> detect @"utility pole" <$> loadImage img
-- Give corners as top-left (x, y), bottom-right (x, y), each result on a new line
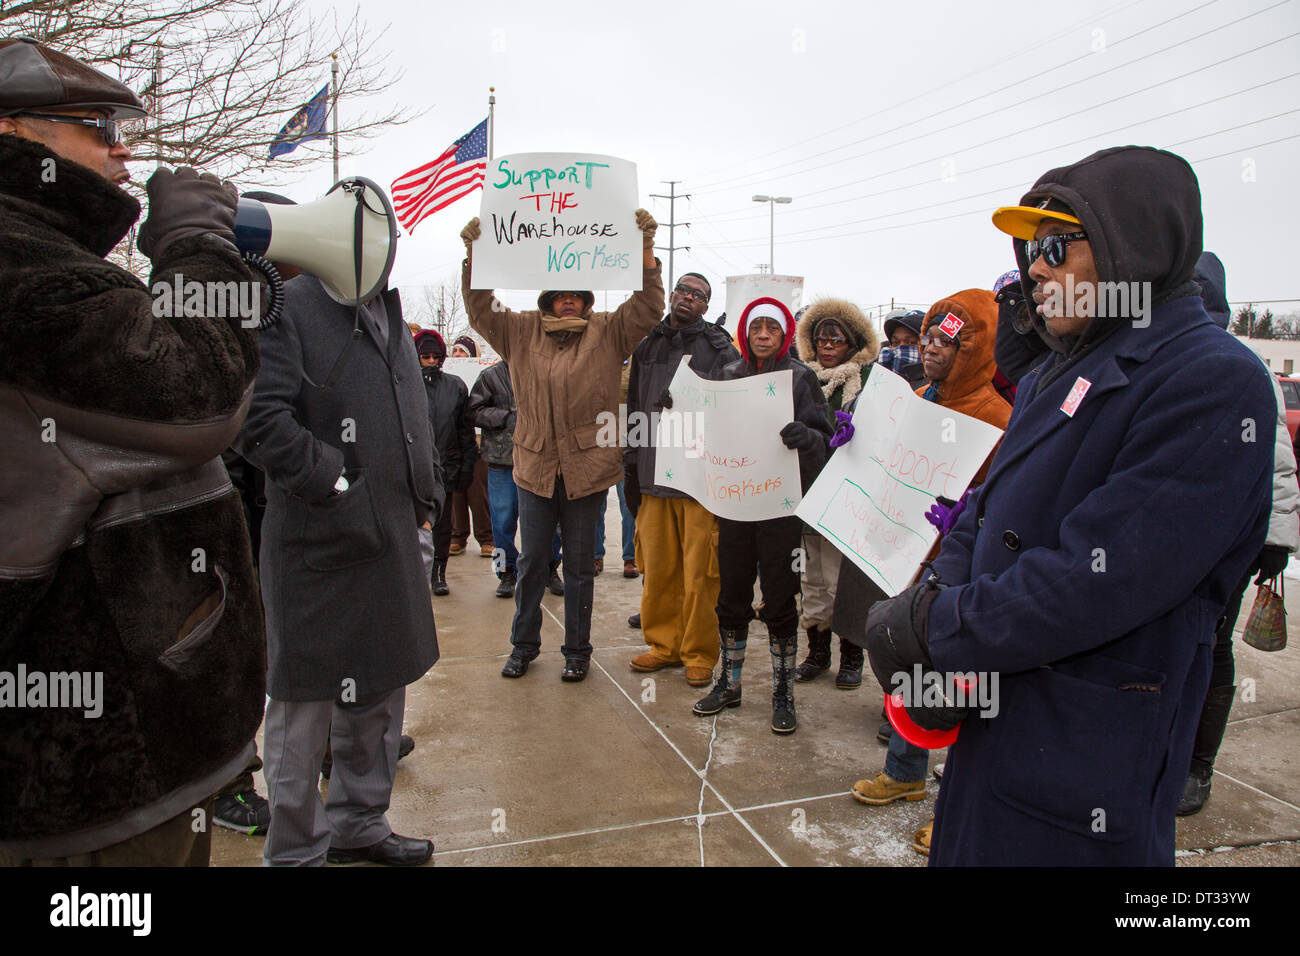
top-left (331, 53), bottom-right (340, 182)
top-left (649, 180), bottom-right (690, 292)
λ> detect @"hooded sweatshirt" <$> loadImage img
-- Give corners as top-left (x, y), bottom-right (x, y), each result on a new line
top-left (794, 297), bottom-right (881, 418)
top-left (1010, 145), bottom-right (1204, 393)
top-left (917, 290), bottom-right (1012, 431)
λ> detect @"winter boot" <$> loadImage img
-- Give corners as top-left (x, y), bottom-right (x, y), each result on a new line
top-left (432, 560), bottom-right (449, 596)
top-left (794, 625), bottom-right (832, 682)
top-left (770, 630), bottom-right (798, 734)
top-left (495, 569), bottom-right (516, 599)
top-left (836, 637), bottom-right (864, 689)
top-left (547, 560), bottom-right (564, 596)
top-left (694, 627), bottom-right (747, 716)
top-left (1177, 684), bottom-right (1236, 816)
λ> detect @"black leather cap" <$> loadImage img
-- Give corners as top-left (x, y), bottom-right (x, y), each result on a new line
top-left (0, 37), bottom-right (146, 119)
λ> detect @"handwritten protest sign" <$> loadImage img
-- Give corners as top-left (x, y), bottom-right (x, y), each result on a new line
top-left (655, 357), bottom-right (801, 521)
top-left (723, 274), bottom-right (803, 334)
top-left (470, 152), bottom-right (640, 291)
top-left (796, 365), bottom-right (1002, 596)
top-left (441, 356), bottom-right (498, 391)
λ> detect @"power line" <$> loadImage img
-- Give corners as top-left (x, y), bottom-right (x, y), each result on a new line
top-left (689, 0), bottom-right (1167, 187)
top-left (693, 0), bottom-right (1291, 197)
top-left (696, 68), bottom-right (1300, 228)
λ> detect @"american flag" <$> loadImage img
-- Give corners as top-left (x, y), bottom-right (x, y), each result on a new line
top-left (390, 118), bottom-right (489, 233)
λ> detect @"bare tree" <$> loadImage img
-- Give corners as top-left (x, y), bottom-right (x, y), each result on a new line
top-left (5, 1), bottom-right (418, 181)
top-left (406, 275), bottom-right (470, 343)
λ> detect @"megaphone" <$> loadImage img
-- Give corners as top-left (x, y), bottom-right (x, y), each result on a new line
top-left (234, 176), bottom-right (398, 310)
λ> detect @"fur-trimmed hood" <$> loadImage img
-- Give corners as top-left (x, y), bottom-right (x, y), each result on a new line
top-left (795, 296), bottom-right (881, 410)
top-left (795, 296), bottom-right (880, 367)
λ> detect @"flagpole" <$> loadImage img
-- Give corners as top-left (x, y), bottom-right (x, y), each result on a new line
top-left (487, 86), bottom-right (495, 161)
top-left (331, 52), bottom-right (340, 182)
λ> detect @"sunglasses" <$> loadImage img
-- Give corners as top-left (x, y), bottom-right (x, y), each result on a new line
top-left (14, 111), bottom-right (123, 147)
top-left (919, 332), bottom-right (958, 348)
top-left (1024, 231), bottom-right (1087, 268)
top-left (672, 284), bottom-right (709, 302)
top-left (816, 334), bottom-right (848, 346)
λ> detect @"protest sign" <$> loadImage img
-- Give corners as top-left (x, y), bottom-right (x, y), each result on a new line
top-left (441, 355), bottom-right (498, 391)
top-left (723, 274), bottom-right (804, 334)
top-left (470, 152), bottom-right (640, 291)
top-left (796, 366), bottom-right (1003, 595)
top-left (654, 357), bottom-right (802, 521)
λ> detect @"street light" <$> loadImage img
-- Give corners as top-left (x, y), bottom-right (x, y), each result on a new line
top-left (752, 194), bottom-right (792, 274)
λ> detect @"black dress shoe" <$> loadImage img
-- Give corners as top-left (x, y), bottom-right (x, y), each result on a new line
top-left (560, 658), bottom-right (589, 682)
top-left (628, 613), bottom-right (641, 629)
top-left (501, 655), bottom-right (533, 678)
top-left (326, 833), bottom-right (433, 866)
top-left (398, 735), bottom-right (415, 760)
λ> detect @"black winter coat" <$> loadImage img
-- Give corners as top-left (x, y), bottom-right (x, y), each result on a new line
top-left (467, 361), bottom-right (517, 467)
top-left (0, 135), bottom-right (266, 856)
top-left (235, 278), bottom-right (441, 701)
top-left (422, 364), bottom-right (475, 491)
top-left (625, 317), bottom-right (739, 498)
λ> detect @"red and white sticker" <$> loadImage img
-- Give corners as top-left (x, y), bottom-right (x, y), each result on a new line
top-left (938, 312), bottom-right (965, 338)
top-left (1060, 376), bottom-right (1092, 417)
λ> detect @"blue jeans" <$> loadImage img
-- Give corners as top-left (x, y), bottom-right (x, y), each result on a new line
top-left (595, 481), bottom-right (635, 562)
top-left (885, 729), bottom-right (929, 783)
top-left (511, 476), bottom-right (603, 660)
top-left (485, 466), bottom-right (560, 576)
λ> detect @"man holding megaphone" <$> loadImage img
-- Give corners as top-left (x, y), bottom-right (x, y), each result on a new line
top-left (0, 38), bottom-right (267, 866)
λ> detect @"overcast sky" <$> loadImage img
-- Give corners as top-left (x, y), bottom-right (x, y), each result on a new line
top-left (273, 0), bottom-right (1300, 327)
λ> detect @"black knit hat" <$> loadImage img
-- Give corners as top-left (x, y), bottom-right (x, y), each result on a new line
top-left (538, 290), bottom-right (595, 313)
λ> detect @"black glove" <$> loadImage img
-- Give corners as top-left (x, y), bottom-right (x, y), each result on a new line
top-left (656, 387), bottom-right (673, 411)
top-left (866, 581), bottom-right (969, 732)
top-left (1257, 544), bottom-right (1290, 583)
top-left (137, 166), bottom-right (239, 261)
top-left (780, 421), bottom-right (819, 451)
top-left (624, 464), bottom-right (641, 519)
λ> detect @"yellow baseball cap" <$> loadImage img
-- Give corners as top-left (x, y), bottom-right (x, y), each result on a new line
top-left (992, 200), bottom-right (1081, 240)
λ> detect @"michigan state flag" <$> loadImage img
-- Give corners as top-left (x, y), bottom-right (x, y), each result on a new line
top-left (268, 84), bottom-right (329, 160)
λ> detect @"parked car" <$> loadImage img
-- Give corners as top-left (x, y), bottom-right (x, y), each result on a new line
top-left (1276, 373), bottom-right (1300, 446)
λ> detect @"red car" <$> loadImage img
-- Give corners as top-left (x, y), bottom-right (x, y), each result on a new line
top-left (1276, 374), bottom-right (1300, 446)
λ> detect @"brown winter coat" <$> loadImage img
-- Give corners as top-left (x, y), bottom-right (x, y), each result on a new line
top-left (462, 256), bottom-right (664, 499)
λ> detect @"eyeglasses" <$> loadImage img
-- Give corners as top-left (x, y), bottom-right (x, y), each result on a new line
top-left (1024, 231), bottom-right (1087, 268)
top-left (816, 334), bottom-right (848, 346)
top-left (919, 332), bottom-right (958, 348)
top-left (672, 284), bottom-right (709, 302)
top-left (14, 111), bottom-right (123, 147)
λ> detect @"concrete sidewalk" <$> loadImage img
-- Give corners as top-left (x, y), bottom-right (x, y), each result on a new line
top-left (212, 491), bottom-right (1300, 866)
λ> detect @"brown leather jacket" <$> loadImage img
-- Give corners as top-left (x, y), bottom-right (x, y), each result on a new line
top-left (462, 257), bottom-right (664, 499)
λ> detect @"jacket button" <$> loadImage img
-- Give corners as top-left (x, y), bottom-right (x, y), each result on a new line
top-left (1003, 530), bottom-right (1020, 551)
top-left (977, 516), bottom-right (984, 529)
top-left (405, 432), bottom-right (415, 444)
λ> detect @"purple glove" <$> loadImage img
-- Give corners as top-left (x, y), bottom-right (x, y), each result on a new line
top-left (829, 410), bottom-right (855, 448)
top-left (924, 489), bottom-right (973, 537)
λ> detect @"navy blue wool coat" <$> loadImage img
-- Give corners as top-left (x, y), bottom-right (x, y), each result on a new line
top-left (925, 294), bottom-right (1273, 865)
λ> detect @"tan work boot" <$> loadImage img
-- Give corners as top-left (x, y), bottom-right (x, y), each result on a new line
top-left (684, 666), bottom-right (713, 687)
top-left (629, 652), bottom-right (678, 672)
top-left (912, 819), bottom-right (933, 856)
top-left (850, 772), bottom-right (926, 805)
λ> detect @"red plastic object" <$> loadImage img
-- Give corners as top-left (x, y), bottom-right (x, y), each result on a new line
top-left (884, 691), bottom-right (961, 749)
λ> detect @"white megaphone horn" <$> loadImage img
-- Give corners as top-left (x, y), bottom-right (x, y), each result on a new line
top-left (234, 176), bottom-right (398, 310)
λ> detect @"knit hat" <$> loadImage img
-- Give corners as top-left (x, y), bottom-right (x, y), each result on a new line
top-left (451, 335), bottom-right (478, 357)
top-left (737, 296), bottom-right (796, 364)
top-left (413, 328), bottom-right (446, 360)
top-left (538, 290), bottom-right (595, 313)
top-left (883, 309), bottom-right (925, 341)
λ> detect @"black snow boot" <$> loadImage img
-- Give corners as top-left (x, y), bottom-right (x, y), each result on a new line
top-left (794, 625), bottom-right (832, 682)
top-left (495, 569), bottom-right (516, 598)
top-left (836, 637), bottom-right (864, 689)
top-left (694, 627), bottom-right (747, 716)
top-left (432, 560), bottom-right (449, 596)
top-left (1177, 684), bottom-right (1236, 815)
top-left (770, 630), bottom-right (798, 734)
